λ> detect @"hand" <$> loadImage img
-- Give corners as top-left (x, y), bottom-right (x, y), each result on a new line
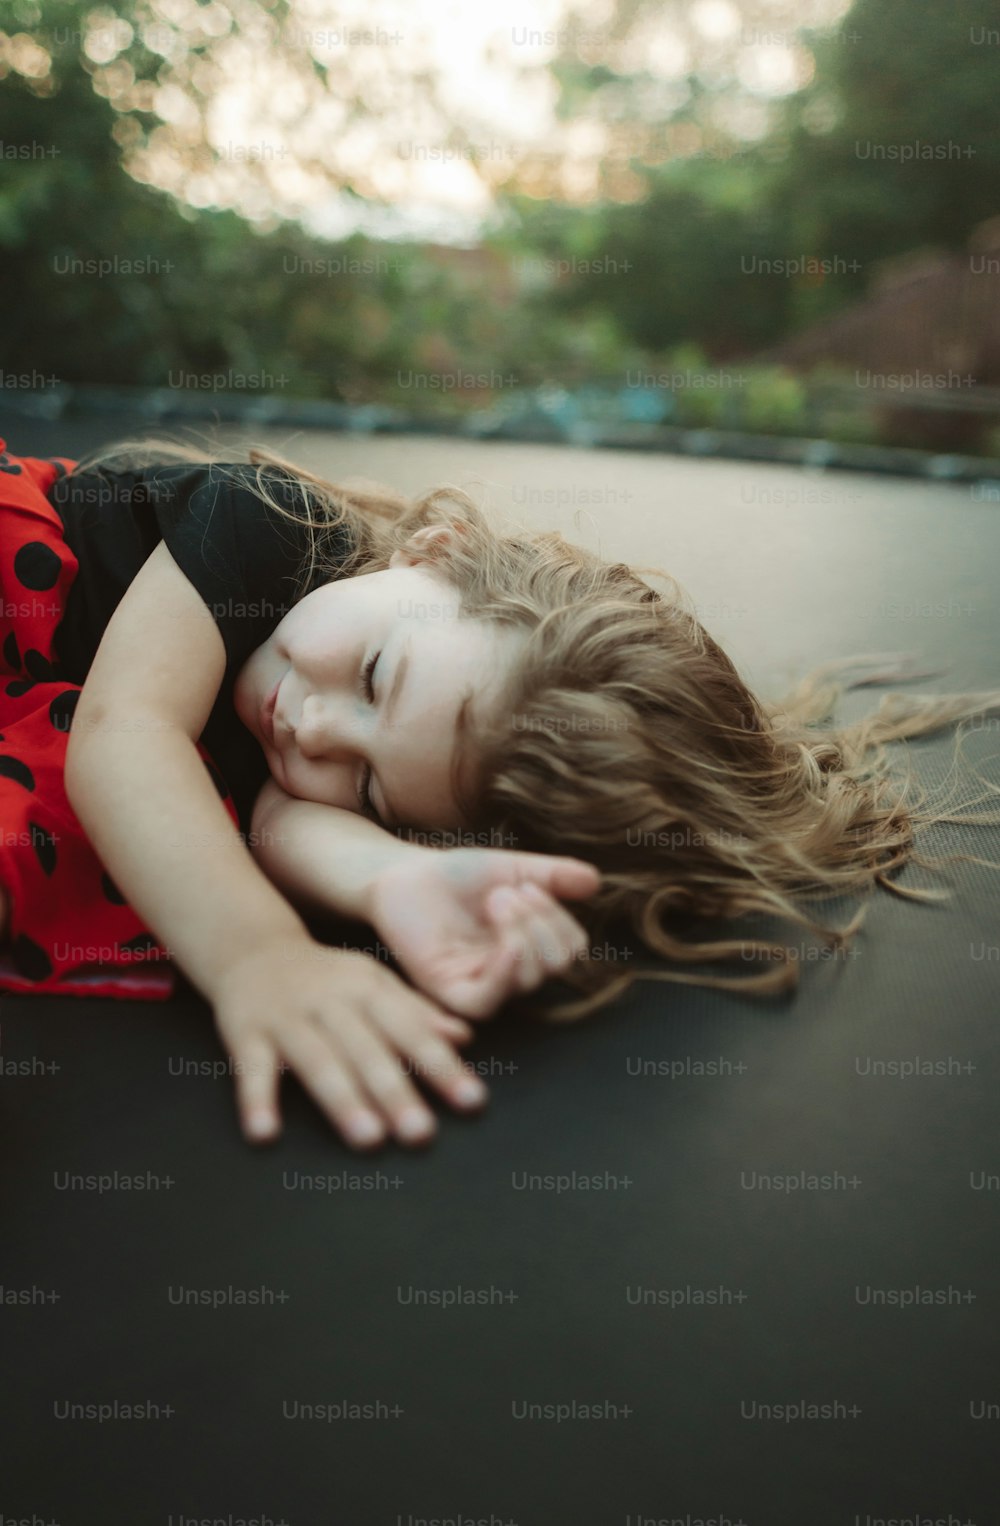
top-left (367, 848), bottom-right (602, 1020)
top-left (211, 935), bottom-right (488, 1151)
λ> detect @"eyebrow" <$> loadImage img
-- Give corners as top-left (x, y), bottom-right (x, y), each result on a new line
top-left (375, 652), bottom-right (471, 833)
top-left (385, 647), bottom-right (410, 731)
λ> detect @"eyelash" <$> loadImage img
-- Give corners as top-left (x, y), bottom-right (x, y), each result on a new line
top-left (357, 651), bottom-right (380, 821)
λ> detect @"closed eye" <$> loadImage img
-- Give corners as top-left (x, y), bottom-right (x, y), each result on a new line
top-left (357, 650), bottom-right (381, 821)
top-left (361, 649), bottom-right (378, 703)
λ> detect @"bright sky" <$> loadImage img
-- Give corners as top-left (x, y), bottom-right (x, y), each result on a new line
top-left (70, 0), bottom-right (855, 241)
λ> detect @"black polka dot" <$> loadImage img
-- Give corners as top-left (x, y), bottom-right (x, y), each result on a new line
top-left (120, 934), bottom-right (162, 957)
top-left (101, 871), bottom-right (126, 905)
top-left (13, 540), bottom-right (61, 591)
top-left (48, 459), bottom-right (68, 479)
top-left (10, 934), bottom-right (53, 982)
top-left (0, 755), bottom-right (35, 791)
top-left (29, 822), bottom-right (57, 876)
top-left (3, 631), bottom-right (22, 672)
top-left (4, 679), bottom-right (36, 699)
top-left (24, 649), bottom-right (58, 682)
top-left (48, 689), bottom-right (78, 733)
top-left (0, 458), bottom-right (24, 476)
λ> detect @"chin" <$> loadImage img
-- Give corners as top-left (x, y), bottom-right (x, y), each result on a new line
top-left (269, 754), bottom-right (300, 797)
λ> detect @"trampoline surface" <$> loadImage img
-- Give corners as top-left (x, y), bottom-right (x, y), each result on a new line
top-left (2, 419), bottom-right (999, 1524)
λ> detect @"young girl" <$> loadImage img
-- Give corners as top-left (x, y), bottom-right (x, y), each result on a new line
top-left (1, 434), bottom-right (997, 1152)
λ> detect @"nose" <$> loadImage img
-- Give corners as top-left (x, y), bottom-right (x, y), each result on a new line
top-left (292, 693), bottom-right (365, 761)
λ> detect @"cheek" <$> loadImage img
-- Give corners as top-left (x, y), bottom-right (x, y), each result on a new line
top-left (272, 751), bottom-right (355, 812)
top-left (285, 587), bottom-right (359, 658)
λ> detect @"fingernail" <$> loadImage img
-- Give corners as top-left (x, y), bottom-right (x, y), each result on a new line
top-left (347, 1111), bottom-right (384, 1146)
top-left (397, 1108), bottom-right (435, 1141)
top-left (245, 1111), bottom-right (275, 1140)
top-left (454, 1077), bottom-right (487, 1107)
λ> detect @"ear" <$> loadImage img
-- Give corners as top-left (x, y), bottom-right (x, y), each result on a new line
top-left (388, 523), bottom-right (464, 570)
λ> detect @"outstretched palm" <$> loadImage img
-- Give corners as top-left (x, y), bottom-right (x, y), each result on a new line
top-left (367, 848), bottom-right (602, 1019)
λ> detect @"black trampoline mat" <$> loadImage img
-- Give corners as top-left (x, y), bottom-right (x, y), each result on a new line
top-left (2, 423), bottom-right (999, 1524)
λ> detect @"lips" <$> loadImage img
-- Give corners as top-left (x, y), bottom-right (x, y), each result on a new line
top-left (260, 677), bottom-right (281, 743)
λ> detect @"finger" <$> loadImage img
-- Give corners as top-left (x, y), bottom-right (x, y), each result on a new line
top-left (428, 1013), bottom-right (475, 1045)
top-left (414, 937), bottom-right (520, 1022)
top-left (507, 886), bottom-right (568, 992)
top-left (511, 855), bottom-right (602, 901)
top-left (518, 881), bottom-right (590, 971)
top-left (232, 1037), bottom-right (284, 1143)
top-left (371, 999), bottom-right (490, 1114)
top-left (452, 940), bottom-right (521, 1019)
top-left (487, 885), bottom-right (534, 988)
top-left (489, 885), bottom-right (553, 994)
top-left (317, 1008), bottom-right (440, 1146)
top-left (277, 1020), bottom-right (387, 1151)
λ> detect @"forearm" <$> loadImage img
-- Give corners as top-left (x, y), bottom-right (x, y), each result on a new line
top-left (65, 721), bottom-right (310, 1002)
top-left (251, 795), bottom-right (425, 924)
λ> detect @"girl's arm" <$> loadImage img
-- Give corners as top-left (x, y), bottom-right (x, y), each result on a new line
top-left (249, 777), bottom-right (424, 923)
top-left (64, 544), bottom-right (316, 1000)
top-left (68, 721), bottom-right (313, 997)
top-left (249, 779), bottom-right (603, 1020)
top-left (64, 541), bottom-right (484, 1146)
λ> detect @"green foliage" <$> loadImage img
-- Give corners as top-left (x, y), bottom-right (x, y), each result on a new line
top-left (739, 369), bottom-right (808, 435)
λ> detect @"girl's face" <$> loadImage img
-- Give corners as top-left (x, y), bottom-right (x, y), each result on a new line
top-left (233, 540), bottom-right (525, 832)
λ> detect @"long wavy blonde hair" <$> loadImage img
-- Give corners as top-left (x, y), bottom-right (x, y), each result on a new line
top-left (73, 432), bottom-right (1000, 1020)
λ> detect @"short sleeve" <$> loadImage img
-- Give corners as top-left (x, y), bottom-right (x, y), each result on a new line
top-left (153, 464), bottom-right (328, 681)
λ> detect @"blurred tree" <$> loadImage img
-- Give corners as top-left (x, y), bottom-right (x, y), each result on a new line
top-left (769, 0), bottom-right (1000, 265)
top-left (3, 0), bottom-right (999, 409)
top-left (1, 0), bottom-right (469, 215)
top-left (495, 0), bottom-right (1000, 361)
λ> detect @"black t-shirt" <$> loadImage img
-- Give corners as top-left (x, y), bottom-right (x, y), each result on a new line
top-left (47, 461), bottom-right (356, 834)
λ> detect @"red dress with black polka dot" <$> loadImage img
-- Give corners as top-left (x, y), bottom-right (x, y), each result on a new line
top-left (0, 439), bottom-right (243, 1000)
